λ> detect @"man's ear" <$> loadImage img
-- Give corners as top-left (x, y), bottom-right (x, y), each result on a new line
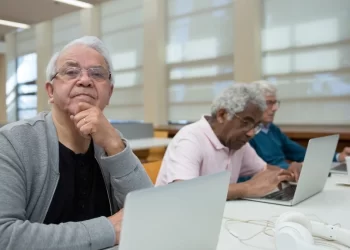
top-left (45, 82), bottom-right (54, 104)
top-left (216, 109), bottom-right (227, 124)
top-left (107, 83), bottom-right (114, 105)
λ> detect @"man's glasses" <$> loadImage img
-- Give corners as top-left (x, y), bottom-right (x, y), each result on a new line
top-left (266, 100), bottom-right (280, 108)
top-left (234, 114), bottom-right (262, 135)
top-left (51, 66), bottom-right (111, 82)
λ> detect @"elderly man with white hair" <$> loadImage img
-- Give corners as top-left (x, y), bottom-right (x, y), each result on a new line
top-left (0, 36), bottom-right (152, 250)
top-left (249, 80), bottom-right (350, 181)
top-left (155, 83), bottom-right (295, 199)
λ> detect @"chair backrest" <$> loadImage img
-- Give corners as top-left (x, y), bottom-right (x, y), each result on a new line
top-left (111, 122), bottom-right (154, 140)
top-left (154, 131), bottom-right (168, 138)
top-left (143, 160), bottom-right (162, 184)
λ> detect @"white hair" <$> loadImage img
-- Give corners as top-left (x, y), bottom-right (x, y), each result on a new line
top-left (46, 36), bottom-right (114, 84)
top-left (211, 83), bottom-right (267, 119)
top-left (252, 80), bottom-right (277, 97)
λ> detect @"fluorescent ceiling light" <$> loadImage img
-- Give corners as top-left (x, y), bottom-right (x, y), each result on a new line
top-left (0, 19), bottom-right (30, 29)
top-left (54, 0), bottom-right (93, 8)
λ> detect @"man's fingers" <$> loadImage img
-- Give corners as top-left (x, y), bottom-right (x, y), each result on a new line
top-left (279, 169), bottom-right (292, 175)
top-left (72, 109), bottom-right (90, 123)
top-left (293, 170), bottom-right (299, 182)
top-left (79, 123), bottom-right (94, 137)
top-left (277, 174), bottom-right (293, 183)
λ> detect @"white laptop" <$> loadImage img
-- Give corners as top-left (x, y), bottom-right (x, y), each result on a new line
top-left (244, 134), bottom-right (339, 206)
top-left (118, 171), bottom-right (230, 250)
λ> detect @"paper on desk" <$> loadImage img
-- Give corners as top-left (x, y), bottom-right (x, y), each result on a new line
top-left (336, 182), bottom-right (350, 187)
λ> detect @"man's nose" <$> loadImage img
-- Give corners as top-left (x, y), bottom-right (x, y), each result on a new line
top-left (77, 70), bottom-right (92, 87)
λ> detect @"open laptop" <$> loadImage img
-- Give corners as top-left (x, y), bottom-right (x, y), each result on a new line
top-left (244, 134), bottom-right (339, 206)
top-left (118, 171), bottom-right (230, 250)
top-left (330, 162), bottom-right (347, 174)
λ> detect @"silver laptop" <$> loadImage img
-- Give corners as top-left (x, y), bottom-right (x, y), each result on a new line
top-left (244, 134), bottom-right (339, 206)
top-left (118, 171), bottom-right (230, 250)
top-left (330, 162), bottom-right (347, 174)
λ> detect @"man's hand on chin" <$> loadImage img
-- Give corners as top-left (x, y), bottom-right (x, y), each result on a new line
top-left (70, 102), bottom-right (125, 156)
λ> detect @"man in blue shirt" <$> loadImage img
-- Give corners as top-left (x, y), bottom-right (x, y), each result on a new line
top-left (249, 80), bottom-right (350, 181)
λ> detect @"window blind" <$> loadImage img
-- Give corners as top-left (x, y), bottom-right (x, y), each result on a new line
top-left (262, 0), bottom-right (350, 125)
top-left (52, 11), bottom-right (82, 53)
top-left (167, 0), bottom-right (234, 123)
top-left (16, 28), bottom-right (35, 57)
top-left (100, 0), bottom-right (144, 121)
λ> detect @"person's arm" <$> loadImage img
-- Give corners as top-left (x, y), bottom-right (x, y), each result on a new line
top-left (337, 147), bottom-right (350, 162)
top-left (161, 135), bottom-right (203, 184)
top-left (0, 134), bottom-right (116, 250)
top-left (266, 164), bottom-right (283, 171)
top-left (227, 182), bottom-right (250, 200)
top-left (227, 168), bottom-right (293, 200)
top-left (97, 138), bottom-right (153, 210)
top-left (228, 144), bottom-right (293, 200)
top-left (276, 126), bottom-right (306, 162)
top-left (227, 144), bottom-right (265, 199)
top-left (239, 144), bottom-right (267, 177)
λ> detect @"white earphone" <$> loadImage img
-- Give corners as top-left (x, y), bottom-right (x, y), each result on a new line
top-left (275, 211), bottom-right (350, 250)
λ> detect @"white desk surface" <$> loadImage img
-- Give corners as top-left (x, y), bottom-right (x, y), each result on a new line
top-left (218, 173), bottom-right (350, 250)
top-left (128, 138), bottom-right (172, 151)
top-left (108, 174), bottom-right (350, 250)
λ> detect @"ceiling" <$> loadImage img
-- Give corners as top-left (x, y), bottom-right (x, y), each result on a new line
top-left (0, 0), bottom-right (108, 41)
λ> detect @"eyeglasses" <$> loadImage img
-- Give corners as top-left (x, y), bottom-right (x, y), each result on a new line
top-left (234, 114), bottom-right (262, 134)
top-left (51, 66), bottom-right (111, 82)
top-left (266, 100), bottom-right (280, 108)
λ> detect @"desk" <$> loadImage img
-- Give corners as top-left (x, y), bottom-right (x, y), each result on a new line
top-left (129, 138), bottom-right (172, 151)
top-left (217, 174), bottom-right (350, 250)
top-left (108, 174), bottom-right (350, 250)
top-left (129, 138), bottom-right (172, 161)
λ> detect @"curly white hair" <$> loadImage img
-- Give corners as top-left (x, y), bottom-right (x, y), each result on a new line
top-left (252, 80), bottom-right (277, 97)
top-left (211, 83), bottom-right (267, 119)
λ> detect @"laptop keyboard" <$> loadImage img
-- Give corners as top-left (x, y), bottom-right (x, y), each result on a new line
top-left (333, 163), bottom-right (347, 171)
top-left (262, 185), bottom-right (297, 201)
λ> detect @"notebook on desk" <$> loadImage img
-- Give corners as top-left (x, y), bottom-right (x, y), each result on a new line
top-left (244, 134), bottom-right (339, 206)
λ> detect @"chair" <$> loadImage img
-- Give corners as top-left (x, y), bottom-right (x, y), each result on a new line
top-left (143, 160), bottom-right (162, 184)
top-left (147, 131), bottom-right (169, 162)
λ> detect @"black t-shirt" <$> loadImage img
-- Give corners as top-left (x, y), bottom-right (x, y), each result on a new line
top-left (44, 142), bottom-right (111, 224)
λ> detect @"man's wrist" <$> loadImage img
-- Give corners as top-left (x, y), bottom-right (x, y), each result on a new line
top-left (104, 138), bottom-right (125, 156)
top-left (227, 182), bottom-right (250, 200)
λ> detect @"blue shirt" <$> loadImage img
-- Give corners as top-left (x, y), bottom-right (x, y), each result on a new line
top-left (249, 123), bottom-right (338, 169)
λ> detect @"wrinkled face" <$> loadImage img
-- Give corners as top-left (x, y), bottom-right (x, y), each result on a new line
top-left (262, 95), bottom-right (280, 124)
top-left (46, 44), bottom-right (114, 115)
top-left (214, 103), bottom-right (263, 150)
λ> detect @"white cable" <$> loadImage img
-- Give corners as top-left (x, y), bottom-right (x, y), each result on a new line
top-left (223, 215), bottom-right (344, 250)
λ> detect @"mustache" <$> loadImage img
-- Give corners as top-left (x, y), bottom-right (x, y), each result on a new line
top-left (71, 92), bottom-right (96, 99)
